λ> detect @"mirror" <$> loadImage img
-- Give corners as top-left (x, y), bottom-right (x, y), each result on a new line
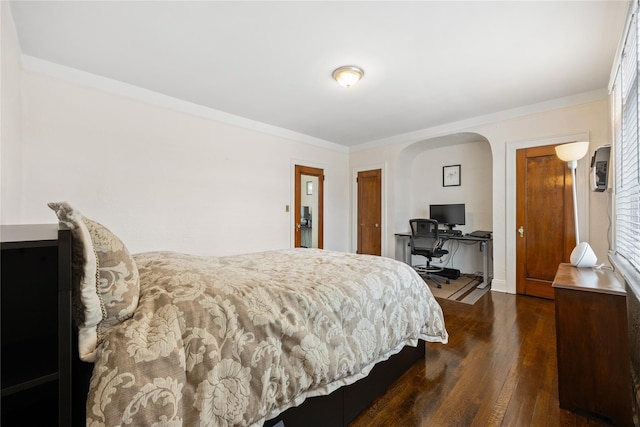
top-left (294, 164), bottom-right (323, 249)
top-left (300, 174), bottom-right (319, 248)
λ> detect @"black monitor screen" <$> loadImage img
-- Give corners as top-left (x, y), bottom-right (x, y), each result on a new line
top-left (301, 206), bottom-right (311, 219)
top-left (429, 204), bottom-right (465, 227)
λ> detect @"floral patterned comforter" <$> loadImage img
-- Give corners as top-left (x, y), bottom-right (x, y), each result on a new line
top-left (86, 249), bottom-right (448, 426)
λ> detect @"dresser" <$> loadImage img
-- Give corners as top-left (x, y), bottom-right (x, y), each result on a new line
top-left (1, 224), bottom-right (72, 426)
top-left (553, 263), bottom-right (633, 427)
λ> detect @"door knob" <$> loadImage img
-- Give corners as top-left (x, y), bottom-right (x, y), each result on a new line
top-left (296, 223), bottom-right (301, 231)
top-left (518, 226), bottom-right (524, 237)
top-left (375, 224), bottom-right (379, 228)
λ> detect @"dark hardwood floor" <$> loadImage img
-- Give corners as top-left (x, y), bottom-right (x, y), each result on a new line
top-left (350, 291), bottom-right (613, 427)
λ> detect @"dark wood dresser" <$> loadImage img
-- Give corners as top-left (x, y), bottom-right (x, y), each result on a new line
top-left (553, 263), bottom-right (633, 427)
top-left (1, 224), bottom-right (72, 426)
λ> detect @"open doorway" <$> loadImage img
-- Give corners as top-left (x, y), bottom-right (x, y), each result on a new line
top-left (294, 165), bottom-right (324, 248)
top-left (395, 133), bottom-right (492, 274)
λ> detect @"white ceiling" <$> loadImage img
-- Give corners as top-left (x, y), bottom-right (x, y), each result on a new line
top-left (8, 1), bottom-right (630, 148)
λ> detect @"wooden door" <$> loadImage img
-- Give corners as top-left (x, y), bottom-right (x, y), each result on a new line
top-left (294, 165), bottom-right (324, 248)
top-left (357, 169), bottom-right (382, 255)
top-left (516, 145), bottom-right (575, 299)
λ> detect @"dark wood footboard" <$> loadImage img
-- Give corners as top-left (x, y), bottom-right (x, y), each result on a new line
top-left (71, 341), bottom-right (424, 427)
top-left (264, 342), bottom-right (424, 427)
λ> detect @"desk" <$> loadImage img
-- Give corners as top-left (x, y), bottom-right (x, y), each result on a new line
top-left (395, 233), bottom-right (493, 289)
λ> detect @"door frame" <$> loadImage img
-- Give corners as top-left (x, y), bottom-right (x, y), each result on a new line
top-left (352, 164), bottom-right (387, 255)
top-left (505, 132), bottom-right (589, 294)
top-left (291, 162), bottom-right (325, 249)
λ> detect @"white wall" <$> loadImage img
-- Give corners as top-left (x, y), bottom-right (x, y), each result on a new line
top-left (482, 100), bottom-right (611, 294)
top-left (350, 98), bottom-right (611, 294)
top-left (10, 68), bottom-right (350, 256)
top-left (1, 2), bottom-right (23, 223)
top-left (409, 141), bottom-right (492, 230)
top-left (2, 7), bottom-right (611, 281)
top-left (409, 141), bottom-right (492, 274)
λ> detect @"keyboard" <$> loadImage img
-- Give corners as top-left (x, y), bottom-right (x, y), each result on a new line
top-left (469, 230), bottom-right (492, 238)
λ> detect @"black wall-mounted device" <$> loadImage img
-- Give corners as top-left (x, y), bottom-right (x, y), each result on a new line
top-left (590, 145), bottom-right (611, 192)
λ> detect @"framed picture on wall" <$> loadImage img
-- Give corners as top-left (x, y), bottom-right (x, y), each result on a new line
top-left (443, 164), bottom-right (461, 187)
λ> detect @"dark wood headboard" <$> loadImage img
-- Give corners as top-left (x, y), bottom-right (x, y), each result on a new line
top-left (57, 226), bottom-right (93, 426)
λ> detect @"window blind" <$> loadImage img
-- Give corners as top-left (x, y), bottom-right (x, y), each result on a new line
top-left (615, 8), bottom-right (640, 271)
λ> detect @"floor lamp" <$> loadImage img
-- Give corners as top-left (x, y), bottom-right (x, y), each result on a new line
top-left (555, 141), bottom-right (597, 268)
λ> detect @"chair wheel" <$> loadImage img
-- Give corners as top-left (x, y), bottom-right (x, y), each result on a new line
top-left (446, 280), bottom-right (450, 284)
top-left (437, 284), bottom-right (442, 288)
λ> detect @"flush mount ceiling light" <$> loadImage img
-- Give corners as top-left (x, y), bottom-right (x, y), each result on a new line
top-left (332, 66), bottom-right (364, 88)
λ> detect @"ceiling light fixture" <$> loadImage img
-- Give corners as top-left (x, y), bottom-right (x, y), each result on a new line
top-left (332, 66), bottom-right (364, 88)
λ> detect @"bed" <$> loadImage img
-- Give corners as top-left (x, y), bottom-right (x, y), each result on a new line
top-left (48, 202), bottom-right (448, 426)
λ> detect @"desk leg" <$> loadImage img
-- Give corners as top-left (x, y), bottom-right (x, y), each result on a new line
top-left (395, 235), bottom-right (411, 265)
top-left (404, 239), bottom-right (410, 265)
top-left (478, 240), bottom-right (492, 289)
top-left (402, 239), bottom-right (407, 264)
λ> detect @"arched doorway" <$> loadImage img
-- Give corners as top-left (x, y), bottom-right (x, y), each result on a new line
top-left (395, 133), bottom-right (493, 278)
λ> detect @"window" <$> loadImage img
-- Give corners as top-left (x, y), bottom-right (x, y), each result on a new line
top-left (613, 3), bottom-right (640, 272)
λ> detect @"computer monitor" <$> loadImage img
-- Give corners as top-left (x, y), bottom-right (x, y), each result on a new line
top-left (301, 206), bottom-right (311, 226)
top-left (301, 206), bottom-right (311, 219)
top-left (429, 204), bottom-right (465, 230)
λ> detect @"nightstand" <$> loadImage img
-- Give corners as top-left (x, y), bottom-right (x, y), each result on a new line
top-left (553, 263), bottom-right (633, 427)
top-left (1, 224), bottom-right (72, 426)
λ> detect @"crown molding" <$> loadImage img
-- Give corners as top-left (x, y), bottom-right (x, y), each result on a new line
top-left (20, 55), bottom-right (349, 154)
top-left (350, 88), bottom-right (609, 152)
top-left (21, 55), bottom-right (607, 156)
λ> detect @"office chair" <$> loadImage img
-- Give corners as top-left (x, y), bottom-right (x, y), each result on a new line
top-left (409, 218), bottom-right (450, 288)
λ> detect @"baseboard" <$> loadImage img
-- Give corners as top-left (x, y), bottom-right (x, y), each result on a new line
top-left (489, 278), bottom-right (508, 293)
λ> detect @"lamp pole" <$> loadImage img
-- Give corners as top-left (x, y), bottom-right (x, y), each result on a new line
top-left (555, 141), bottom-right (597, 267)
top-left (568, 159), bottom-right (580, 244)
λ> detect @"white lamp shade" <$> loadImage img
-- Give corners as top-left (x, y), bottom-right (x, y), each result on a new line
top-left (570, 242), bottom-right (597, 267)
top-left (555, 141), bottom-right (590, 162)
